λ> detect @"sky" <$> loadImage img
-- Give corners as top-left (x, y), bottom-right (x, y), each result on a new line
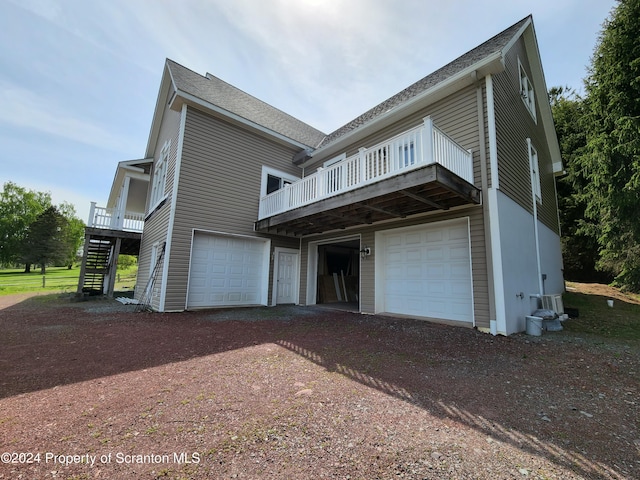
top-left (0, 0), bottom-right (617, 223)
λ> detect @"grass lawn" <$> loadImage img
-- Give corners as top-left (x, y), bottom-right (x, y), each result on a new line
top-left (563, 281), bottom-right (640, 341)
top-left (0, 265), bottom-right (137, 295)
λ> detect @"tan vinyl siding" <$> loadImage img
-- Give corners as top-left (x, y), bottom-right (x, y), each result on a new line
top-left (135, 206), bottom-right (171, 310)
top-left (163, 107), bottom-right (301, 311)
top-left (493, 37), bottom-right (560, 233)
top-left (359, 231), bottom-right (376, 313)
top-left (299, 205), bottom-right (490, 329)
top-left (134, 102), bottom-right (182, 309)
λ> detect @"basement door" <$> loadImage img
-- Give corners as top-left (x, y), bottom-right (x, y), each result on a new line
top-left (273, 248), bottom-right (299, 305)
top-left (377, 219), bottom-right (473, 323)
top-left (187, 232), bottom-right (269, 308)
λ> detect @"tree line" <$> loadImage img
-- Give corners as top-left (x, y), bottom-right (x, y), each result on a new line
top-left (552, 0), bottom-right (640, 292)
top-left (0, 182), bottom-right (85, 274)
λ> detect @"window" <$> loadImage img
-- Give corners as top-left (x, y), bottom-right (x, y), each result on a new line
top-left (528, 139), bottom-right (541, 203)
top-left (149, 140), bottom-right (170, 209)
top-left (519, 59), bottom-right (536, 122)
top-left (266, 174), bottom-right (292, 195)
top-left (260, 166), bottom-right (299, 198)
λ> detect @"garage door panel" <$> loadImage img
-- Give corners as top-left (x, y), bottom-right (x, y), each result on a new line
top-left (188, 233), bottom-right (267, 308)
top-left (405, 232), bottom-right (423, 244)
top-left (448, 225), bottom-right (468, 240)
top-left (425, 281), bottom-right (445, 295)
top-left (380, 220), bottom-right (472, 323)
top-left (449, 245), bottom-right (469, 260)
top-left (406, 249), bottom-right (422, 262)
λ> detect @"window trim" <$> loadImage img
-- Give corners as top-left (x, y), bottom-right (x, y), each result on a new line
top-left (518, 59), bottom-right (536, 122)
top-left (148, 140), bottom-right (170, 213)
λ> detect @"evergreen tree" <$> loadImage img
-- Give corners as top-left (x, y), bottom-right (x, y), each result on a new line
top-left (581, 0), bottom-right (640, 291)
top-left (550, 87), bottom-right (610, 282)
top-left (23, 206), bottom-right (70, 274)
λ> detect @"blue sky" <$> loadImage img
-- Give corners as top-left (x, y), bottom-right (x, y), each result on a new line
top-left (0, 0), bottom-right (616, 222)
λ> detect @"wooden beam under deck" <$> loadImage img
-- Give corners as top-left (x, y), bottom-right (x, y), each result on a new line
top-left (255, 163), bottom-right (481, 237)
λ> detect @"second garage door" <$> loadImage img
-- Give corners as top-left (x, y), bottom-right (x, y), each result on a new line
top-left (187, 232), bottom-right (269, 308)
top-left (377, 219), bottom-right (473, 323)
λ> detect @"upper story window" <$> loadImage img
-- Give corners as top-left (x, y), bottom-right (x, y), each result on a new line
top-left (260, 166), bottom-right (299, 197)
top-left (528, 139), bottom-right (541, 203)
top-left (519, 59), bottom-right (536, 122)
top-left (149, 140), bottom-right (170, 209)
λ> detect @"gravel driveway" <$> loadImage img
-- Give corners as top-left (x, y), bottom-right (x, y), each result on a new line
top-left (0, 293), bottom-right (638, 479)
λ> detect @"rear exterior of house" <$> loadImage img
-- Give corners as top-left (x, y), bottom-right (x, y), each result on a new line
top-left (85, 15), bottom-right (563, 335)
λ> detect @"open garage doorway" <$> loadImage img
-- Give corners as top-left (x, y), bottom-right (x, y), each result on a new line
top-left (310, 237), bottom-right (360, 312)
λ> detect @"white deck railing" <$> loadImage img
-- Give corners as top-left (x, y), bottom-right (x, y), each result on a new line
top-left (258, 117), bottom-right (473, 220)
top-left (88, 202), bottom-right (144, 233)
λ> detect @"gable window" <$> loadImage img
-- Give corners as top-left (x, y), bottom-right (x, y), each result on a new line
top-left (519, 59), bottom-right (536, 122)
top-left (149, 140), bottom-right (170, 209)
top-left (260, 166), bottom-right (299, 198)
top-left (528, 139), bottom-right (541, 203)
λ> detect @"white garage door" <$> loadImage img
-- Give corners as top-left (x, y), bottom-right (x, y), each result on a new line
top-left (379, 219), bottom-right (473, 323)
top-left (187, 233), bottom-right (268, 308)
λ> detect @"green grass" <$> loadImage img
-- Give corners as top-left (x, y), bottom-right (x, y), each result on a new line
top-left (0, 265), bottom-right (137, 296)
top-left (563, 291), bottom-right (640, 341)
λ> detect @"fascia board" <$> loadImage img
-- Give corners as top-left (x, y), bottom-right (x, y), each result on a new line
top-left (170, 90), bottom-right (314, 151)
top-left (302, 52), bottom-right (505, 166)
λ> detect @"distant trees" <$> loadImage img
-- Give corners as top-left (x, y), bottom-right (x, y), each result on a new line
top-left (579, 0), bottom-right (640, 291)
top-left (550, 87), bottom-right (608, 283)
top-left (0, 182), bottom-right (85, 272)
top-left (552, 0), bottom-right (640, 291)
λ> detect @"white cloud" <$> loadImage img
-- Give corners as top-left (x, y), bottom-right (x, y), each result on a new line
top-left (0, 83), bottom-right (137, 154)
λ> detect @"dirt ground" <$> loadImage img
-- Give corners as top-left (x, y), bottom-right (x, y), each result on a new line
top-left (0, 292), bottom-right (638, 479)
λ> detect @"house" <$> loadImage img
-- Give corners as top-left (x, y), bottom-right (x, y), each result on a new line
top-left (78, 15), bottom-right (564, 335)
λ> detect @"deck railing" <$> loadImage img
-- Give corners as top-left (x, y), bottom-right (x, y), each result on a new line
top-left (258, 117), bottom-right (473, 220)
top-left (88, 202), bottom-right (144, 233)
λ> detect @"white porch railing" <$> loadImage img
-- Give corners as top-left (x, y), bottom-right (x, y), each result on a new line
top-left (88, 202), bottom-right (144, 233)
top-left (258, 117), bottom-right (473, 220)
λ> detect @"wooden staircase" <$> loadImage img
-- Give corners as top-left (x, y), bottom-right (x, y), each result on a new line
top-left (77, 226), bottom-right (142, 298)
top-left (81, 238), bottom-right (113, 295)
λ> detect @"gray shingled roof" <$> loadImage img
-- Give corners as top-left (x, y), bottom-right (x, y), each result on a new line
top-left (166, 16), bottom-right (529, 153)
top-left (166, 59), bottom-right (327, 148)
top-left (318, 16), bottom-right (530, 149)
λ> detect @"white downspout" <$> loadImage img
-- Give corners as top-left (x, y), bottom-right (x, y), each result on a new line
top-left (528, 138), bottom-right (544, 296)
top-left (486, 74), bottom-right (507, 335)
